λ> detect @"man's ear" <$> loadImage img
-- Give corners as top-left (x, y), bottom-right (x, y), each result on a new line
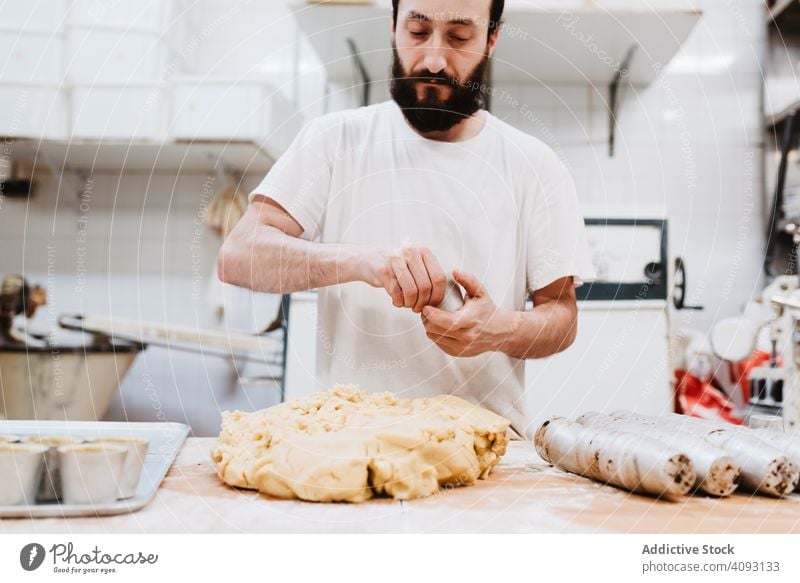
top-left (487, 26), bottom-right (501, 57)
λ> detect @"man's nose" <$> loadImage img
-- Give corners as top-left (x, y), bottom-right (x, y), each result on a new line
top-left (422, 35), bottom-right (448, 74)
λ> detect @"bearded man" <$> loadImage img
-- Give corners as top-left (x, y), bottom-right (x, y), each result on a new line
top-left (218, 0), bottom-right (596, 438)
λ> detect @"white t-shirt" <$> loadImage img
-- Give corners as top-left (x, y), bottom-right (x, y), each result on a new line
top-left (250, 99), bottom-right (596, 438)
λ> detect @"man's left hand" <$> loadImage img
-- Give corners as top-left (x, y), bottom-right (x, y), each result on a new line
top-left (421, 269), bottom-right (513, 357)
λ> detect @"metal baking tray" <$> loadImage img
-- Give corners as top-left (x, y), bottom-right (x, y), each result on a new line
top-left (0, 420), bottom-right (189, 518)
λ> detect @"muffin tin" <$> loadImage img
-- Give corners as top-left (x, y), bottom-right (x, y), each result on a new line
top-left (0, 420), bottom-right (188, 518)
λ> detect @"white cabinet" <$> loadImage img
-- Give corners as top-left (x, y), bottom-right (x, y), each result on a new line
top-left (525, 301), bottom-right (672, 433)
top-left (0, 86), bottom-right (67, 138)
top-left (0, 1), bottom-right (67, 138)
top-left (0, 1), bottom-right (305, 163)
top-left (63, 1), bottom-right (170, 139)
top-left (171, 80), bottom-right (272, 140)
top-left (67, 0), bottom-right (167, 30)
top-left (65, 29), bottom-right (166, 84)
top-left (0, 0), bottom-right (66, 32)
top-left (0, 32), bottom-right (63, 84)
top-left (70, 84), bottom-right (165, 140)
top-left (0, 0), bottom-right (171, 140)
top-left (170, 78), bottom-right (304, 156)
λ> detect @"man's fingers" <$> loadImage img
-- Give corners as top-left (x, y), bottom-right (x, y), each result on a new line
top-left (382, 246), bottom-right (450, 312)
top-left (391, 255), bottom-right (417, 309)
top-left (421, 248), bottom-right (447, 307)
top-left (385, 276), bottom-right (404, 307)
top-left (406, 250), bottom-right (432, 313)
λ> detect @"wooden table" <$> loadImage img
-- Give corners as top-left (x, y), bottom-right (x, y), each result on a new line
top-left (2, 438), bottom-right (800, 533)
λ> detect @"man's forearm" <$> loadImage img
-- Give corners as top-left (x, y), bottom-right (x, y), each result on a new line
top-left (496, 300), bottom-right (578, 359)
top-left (219, 223), bottom-right (364, 294)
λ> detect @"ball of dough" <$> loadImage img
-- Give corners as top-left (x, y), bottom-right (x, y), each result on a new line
top-left (210, 385), bottom-right (510, 502)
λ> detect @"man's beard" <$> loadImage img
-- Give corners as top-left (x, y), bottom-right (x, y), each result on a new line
top-left (389, 45), bottom-right (490, 134)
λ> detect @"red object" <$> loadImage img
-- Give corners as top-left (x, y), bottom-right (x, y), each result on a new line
top-left (732, 350), bottom-right (774, 405)
top-left (674, 369), bottom-right (744, 425)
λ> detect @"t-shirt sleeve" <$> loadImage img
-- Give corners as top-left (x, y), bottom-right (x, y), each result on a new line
top-left (526, 150), bottom-right (597, 292)
top-left (248, 116), bottom-right (334, 241)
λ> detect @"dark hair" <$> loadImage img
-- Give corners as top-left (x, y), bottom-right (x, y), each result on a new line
top-left (391, 0), bottom-right (505, 41)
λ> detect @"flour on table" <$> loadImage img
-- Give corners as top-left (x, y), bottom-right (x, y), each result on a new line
top-left (211, 385), bottom-right (511, 502)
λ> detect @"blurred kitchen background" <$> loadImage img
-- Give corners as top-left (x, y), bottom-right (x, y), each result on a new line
top-left (3, 0), bottom-right (799, 436)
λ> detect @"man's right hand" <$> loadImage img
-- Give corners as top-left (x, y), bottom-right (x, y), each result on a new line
top-left (219, 197), bottom-right (447, 309)
top-left (358, 246), bottom-right (447, 313)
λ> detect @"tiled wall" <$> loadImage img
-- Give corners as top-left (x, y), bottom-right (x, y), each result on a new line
top-left (0, 171), bottom-right (266, 277)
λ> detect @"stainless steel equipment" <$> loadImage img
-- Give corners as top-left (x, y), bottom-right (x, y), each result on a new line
top-left (728, 275), bottom-right (800, 430)
top-left (0, 274), bottom-right (144, 421)
top-left (0, 275), bottom-right (285, 422)
top-left (0, 419), bottom-right (188, 518)
top-left (0, 329), bottom-right (143, 421)
top-left (0, 273), bottom-right (46, 342)
top-left (768, 289), bottom-right (800, 431)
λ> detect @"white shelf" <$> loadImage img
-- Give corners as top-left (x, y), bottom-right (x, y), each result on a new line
top-left (0, 78), bottom-right (303, 163)
top-left (65, 23), bottom-right (166, 35)
top-left (766, 99), bottom-right (800, 128)
top-left (2, 138), bottom-right (277, 174)
top-left (767, 0), bottom-right (799, 24)
top-left (764, 78), bottom-right (800, 128)
top-left (0, 26), bottom-right (64, 35)
top-left (291, 0), bottom-right (701, 86)
top-left (169, 76), bottom-right (304, 153)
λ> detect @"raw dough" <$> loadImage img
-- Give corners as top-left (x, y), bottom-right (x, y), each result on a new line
top-left (211, 385), bottom-right (510, 502)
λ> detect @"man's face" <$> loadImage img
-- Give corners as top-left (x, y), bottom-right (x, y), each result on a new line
top-left (390, 0), bottom-right (498, 133)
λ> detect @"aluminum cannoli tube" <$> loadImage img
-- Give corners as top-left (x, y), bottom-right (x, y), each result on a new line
top-left (610, 411), bottom-right (799, 497)
top-left (576, 412), bottom-right (740, 497)
top-left (534, 416), bottom-right (695, 500)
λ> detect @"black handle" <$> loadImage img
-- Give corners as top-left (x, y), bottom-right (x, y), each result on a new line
top-left (673, 257), bottom-right (704, 310)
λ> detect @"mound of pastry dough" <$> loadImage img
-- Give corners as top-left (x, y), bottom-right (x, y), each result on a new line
top-left (211, 385), bottom-right (511, 502)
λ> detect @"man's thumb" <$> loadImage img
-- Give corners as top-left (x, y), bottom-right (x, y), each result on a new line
top-left (452, 269), bottom-right (484, 298)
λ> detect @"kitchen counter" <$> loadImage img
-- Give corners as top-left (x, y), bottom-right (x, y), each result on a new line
top-left (2, 439), bottom-right (800, 534)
